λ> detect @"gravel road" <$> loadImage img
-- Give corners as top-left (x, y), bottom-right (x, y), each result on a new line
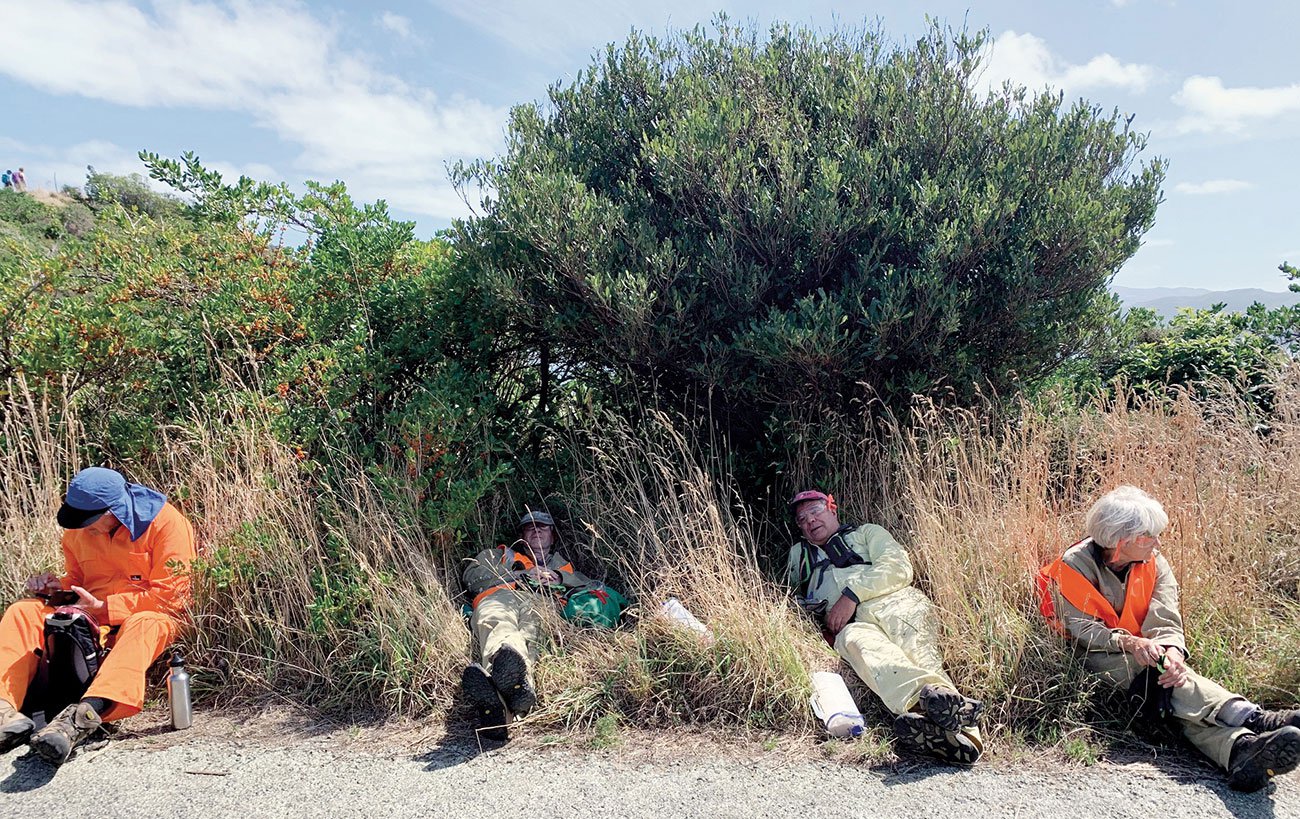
top-left (4, 723), bottom-right (1299, 819)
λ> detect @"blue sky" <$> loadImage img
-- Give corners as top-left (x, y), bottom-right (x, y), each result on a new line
top-left (1, 0), bottom-right (1297, 290)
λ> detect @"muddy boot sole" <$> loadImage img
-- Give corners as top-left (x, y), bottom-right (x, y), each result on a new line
top-left (893, 713), bottom-right (981, 766)
top-left (919, 684), bottom-right (982, 731)
top-left (29, 729), bottom-right (74, 764)
top-left (490, 646), bottom-right (536, 717)
top-left (462, 664), bottom-right (510, 743)
top-left (1229, 727), bottom-right (1300, 792)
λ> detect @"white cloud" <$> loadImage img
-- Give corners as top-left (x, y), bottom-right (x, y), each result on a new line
top-left (0, 0), bottom-right (506, 220)
top-left (1173, 179), bottom-right (1255, 196)
top-left (1171, 75), bottom-right (1300, 135)
top-left (1144, 237), bottom-right (1175, 247)
top-left (427, 0), bottom-right (717, 62)
top-left (980, 31), bottom-right (1157, 96)
top-left (377, 11), bottom-right (414, 40)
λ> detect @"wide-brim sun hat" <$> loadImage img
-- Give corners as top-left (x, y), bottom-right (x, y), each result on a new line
top-left (56, 466), bottom-right (166, 541)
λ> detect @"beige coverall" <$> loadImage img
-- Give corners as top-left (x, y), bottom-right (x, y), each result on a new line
top-left (463, 545), bottom-right (594, 671)
top-left (1052, 539), bottom-right (1248, 768)
top-left (787, 524), bottom-right (965, 720)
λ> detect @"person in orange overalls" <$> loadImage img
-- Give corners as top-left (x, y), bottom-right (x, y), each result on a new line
top-left (0, 467), bottom-right (195, 763)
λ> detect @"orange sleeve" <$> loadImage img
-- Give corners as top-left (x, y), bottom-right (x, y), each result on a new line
top-left (60, 531), bottom-right (84, 590)
top-left (105, 505), bottom-right (197, 625)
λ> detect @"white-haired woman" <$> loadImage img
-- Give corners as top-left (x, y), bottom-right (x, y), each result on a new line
top-left (1039, 485), bottom-right (1300, 792)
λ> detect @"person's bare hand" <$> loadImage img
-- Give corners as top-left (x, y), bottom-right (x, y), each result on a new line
top-left (1158, 646), bottom-right (1189, 688)
top-left (528, 567), bottom-right (559, 585)
top-left (826, 595), bottom-right (858, 634)
top-left (25, 572), bottom-right (59, 595)
top-left (70, 585), bottom-right (107, 619)
top-left (1120, 635), bottom-right (1165, 667)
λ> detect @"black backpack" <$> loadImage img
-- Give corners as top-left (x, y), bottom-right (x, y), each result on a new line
top-left (21, 607), bottom-right (106, 721)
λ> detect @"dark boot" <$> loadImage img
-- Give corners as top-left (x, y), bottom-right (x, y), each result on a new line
top-left (461, 664), bottom-right (509, 742)
top-left (918, 684), bottom-right (983, 731)
top-left (29, 701), bottom-right (102, 764)
top-left (1244, 709), bottom-right (1300, 733)
top-left (893, 713), bottom-right (982, 765)
top-left (0, 699), bottom-right (34, 754)
top-left (490, 646), bottom-right (537, 717)
top-left (1227, 726), bottom-right (1300, 792)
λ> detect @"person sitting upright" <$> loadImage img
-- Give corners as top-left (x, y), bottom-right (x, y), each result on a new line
top-left (0, 467), bottom-right (196, 763)
top-left (1040, 485), bottom-right (1300, 792)
top-left (786, 489), bottom-right (983, 763)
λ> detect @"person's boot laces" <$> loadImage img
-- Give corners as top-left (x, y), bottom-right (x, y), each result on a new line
top-left (1244, 709), bottom-right (1300, 734)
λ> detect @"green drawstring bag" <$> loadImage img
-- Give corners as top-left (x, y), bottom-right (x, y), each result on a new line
top-left (562, 585), bottom-right (628, 628)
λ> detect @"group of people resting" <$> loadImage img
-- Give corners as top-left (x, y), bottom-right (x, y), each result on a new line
top-left (1, 469), bottom-right (1298, 794)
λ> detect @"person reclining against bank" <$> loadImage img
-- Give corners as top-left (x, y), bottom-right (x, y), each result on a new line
top-left (0, 467), bottom-right (196, 764)
top-left (461, 509), bottom-right (618, 741)
top-left (786, 489), bottom-right (983, 764)
top-left (1040, 485), bottom-right (1300, 792)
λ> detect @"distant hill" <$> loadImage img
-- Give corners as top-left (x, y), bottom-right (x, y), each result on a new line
top-left (1113, 286), bottom-right (1300, 319)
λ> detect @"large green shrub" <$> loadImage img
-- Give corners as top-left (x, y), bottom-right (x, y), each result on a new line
top-left (452, 20), bottom-right (1164, 484)
top-left (1100, 305), bottom-right (1291, 407)
top-left (1, 154), bottom-right (512, 538)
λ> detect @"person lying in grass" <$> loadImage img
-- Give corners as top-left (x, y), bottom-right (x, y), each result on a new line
top-left (1040, 485), bottom-right (1300, 792)
top-left (786, 490), bottom-right (983, 763)
top-left (460, 509), bottom-right (623, 742)
top-left (0, 467), bottom-right (195, 764)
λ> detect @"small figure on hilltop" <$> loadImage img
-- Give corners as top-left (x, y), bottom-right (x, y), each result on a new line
top-left (1039, 485), bottom-right (1300, 791)
top-left (786, 490), bottom-right (984, 763)
top-left (1, 170), bottom-right (11, 189)
top-left (14, 167), bottom-right (26, 192)
top-left (461, 509), bottom-right (625, 742)
top-left (0, 467), bottom-right (196, 764)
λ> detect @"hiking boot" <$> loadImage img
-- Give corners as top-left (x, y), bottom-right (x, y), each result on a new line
top-left (0, 699), bottom-right (34, 754)
top-left (29, 701), bottom-right (102, 764)
top-left (490, 646), bottom-right (537, 717)
top-left (893, 713), bottom-right (982, 765)
top-left (462, 664), bottom-right (509, 743)
top-left (918, 684), bottom-right (983, 731)
top-left (1244, 709), bottom-right (1300, 734)
top-left (1227, 726), bottom-right (1300, 792)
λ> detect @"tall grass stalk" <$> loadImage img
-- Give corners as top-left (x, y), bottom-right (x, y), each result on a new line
top-left (529, 410), bottom-right (827, 733)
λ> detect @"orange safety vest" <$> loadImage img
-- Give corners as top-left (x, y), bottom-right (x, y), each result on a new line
top-left (1036, 543), bottom-right (1156, 637)
top-left (470, 545), bottom-right (575, 608)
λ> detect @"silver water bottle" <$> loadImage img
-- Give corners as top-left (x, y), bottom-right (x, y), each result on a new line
top-left (167, 652), bottom-right (193, 730)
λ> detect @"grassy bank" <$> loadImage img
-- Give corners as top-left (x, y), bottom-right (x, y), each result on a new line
top-left (2, 372), bottom-right (1298, 751)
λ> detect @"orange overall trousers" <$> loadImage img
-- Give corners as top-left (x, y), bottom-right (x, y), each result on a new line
top-left (0, 502), bottom-right (195, 722)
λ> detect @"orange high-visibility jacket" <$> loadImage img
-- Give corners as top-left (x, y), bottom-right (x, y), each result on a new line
top-left (1037, 539), bottom-right (1156, 637)
top-left (61, 502), bottom-right (197, 625)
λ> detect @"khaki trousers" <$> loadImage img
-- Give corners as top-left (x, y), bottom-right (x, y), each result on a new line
top-left (1085, 650), bottom-right (1248, 769)
top-left (470, 589), bottom-right (541, 671)
top-left (834, 587), bottom-right (957, 716)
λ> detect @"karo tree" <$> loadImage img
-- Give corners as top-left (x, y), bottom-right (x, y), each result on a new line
top-left (452, 21), bottom-right (1164, 478)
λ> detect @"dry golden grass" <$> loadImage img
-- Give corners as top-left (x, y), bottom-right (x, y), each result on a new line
top-left (0, 385), bottom-right (468, 716)
top-left (0, 377), bottom-right (81, 597)
top-left (815, 375), bottom-right (1300, 743)
top-left (526, 410), bottom-right (828, 735)
top-left (3, 368), bottom-right (1298, 747)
